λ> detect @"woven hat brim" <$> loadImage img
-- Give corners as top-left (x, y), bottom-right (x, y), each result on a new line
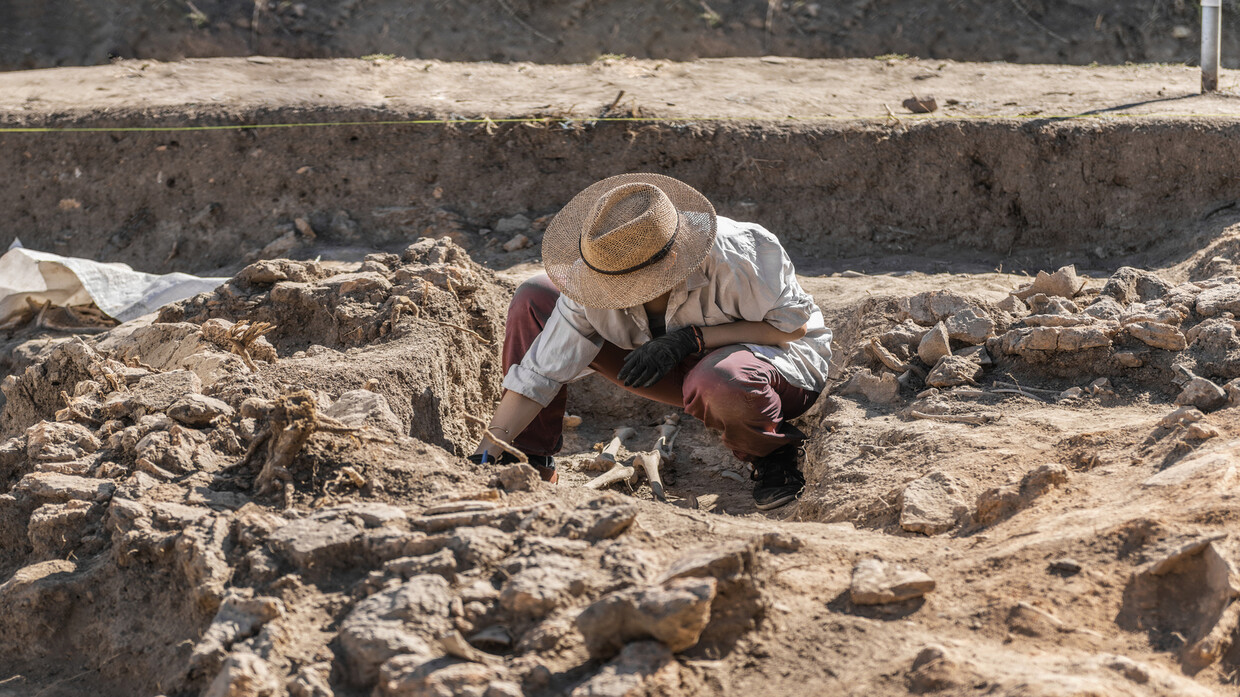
top-left (542, 173), bottom-right (717, 309)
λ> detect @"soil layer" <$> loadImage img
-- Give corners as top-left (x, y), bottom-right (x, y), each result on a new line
top-left (4, 58), bottom-right (1240, 277)
top-left (3, 0), bottom-right (1240, 71)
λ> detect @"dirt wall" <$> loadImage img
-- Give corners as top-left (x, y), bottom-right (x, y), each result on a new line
top-left (2, 0), bottom-right (1239, 71)
top-left (4, 111), bottom-right (1240, 274)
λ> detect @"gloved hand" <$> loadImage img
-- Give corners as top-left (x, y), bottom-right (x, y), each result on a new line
top-left (618, 326), bottom-right (704, 388)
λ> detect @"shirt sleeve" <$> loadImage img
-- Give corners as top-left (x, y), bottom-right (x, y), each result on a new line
top-left (501, 294), bottom-right (603, 406)
top-left (725, 225), bottom-right (816, 333)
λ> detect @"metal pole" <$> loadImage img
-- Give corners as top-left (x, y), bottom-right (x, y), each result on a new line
top-left (1203, 0), bottom-right (1222, 92)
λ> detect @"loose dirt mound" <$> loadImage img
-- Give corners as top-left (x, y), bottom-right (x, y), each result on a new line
top-left (7, 242), bottom-right (1240, 695)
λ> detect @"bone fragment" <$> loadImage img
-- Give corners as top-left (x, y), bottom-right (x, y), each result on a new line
top-left (635, 451), bottom-right (666, 502)
top-left (584, 464), bottom-right (639, 490)
top-left (867, 338), bottom-right (909, 373)
top-left (655, 414), bottom-right (680, 464)
top-left (587, 426), bottom-right (636, 471)
top-left (908, 410), bottom-right (999, 426)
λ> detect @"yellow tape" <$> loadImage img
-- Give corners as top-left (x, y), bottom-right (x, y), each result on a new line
top-left (0, 111), bottom-right (1236, 133)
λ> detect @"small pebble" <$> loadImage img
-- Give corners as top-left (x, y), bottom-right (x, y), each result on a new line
top-left (1049, 558), bottom-right (1082, 575)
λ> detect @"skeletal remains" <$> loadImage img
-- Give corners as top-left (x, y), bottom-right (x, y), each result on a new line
top-left (584, 414), bottom-right (680, 502)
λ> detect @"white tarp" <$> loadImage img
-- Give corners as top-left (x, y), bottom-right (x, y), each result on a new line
top-left (0, 239), bottom-right (227, 324)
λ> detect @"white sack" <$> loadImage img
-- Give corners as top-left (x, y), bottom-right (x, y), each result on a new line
top-left (0, 242), bottom-right (226, 324)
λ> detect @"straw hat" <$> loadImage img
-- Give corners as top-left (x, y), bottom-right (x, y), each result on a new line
top-left (542, 173), bottom-right (717, 309)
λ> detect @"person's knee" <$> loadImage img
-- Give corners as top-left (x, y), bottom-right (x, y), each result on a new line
top-left (683, 361), bottom-right (749, 417)
top-left (510, 274), bottom-right (559, 315)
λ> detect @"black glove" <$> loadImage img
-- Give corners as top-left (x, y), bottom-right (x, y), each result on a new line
top-left (618, 326), bottom-right (704, 388)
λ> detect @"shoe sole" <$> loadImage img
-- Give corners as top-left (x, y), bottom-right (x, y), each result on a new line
top-left (754, 492), bottom-right (799, 511)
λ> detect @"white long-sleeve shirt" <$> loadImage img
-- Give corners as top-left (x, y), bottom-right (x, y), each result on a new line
top-left (503, 216), bottom-right (833, 406)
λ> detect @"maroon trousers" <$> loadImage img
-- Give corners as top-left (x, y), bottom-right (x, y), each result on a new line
top-left (505, 275), bottom-right (819, 462)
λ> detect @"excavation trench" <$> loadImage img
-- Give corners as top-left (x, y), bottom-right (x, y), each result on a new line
top-left (10, 63), bottom-right (1240, 697)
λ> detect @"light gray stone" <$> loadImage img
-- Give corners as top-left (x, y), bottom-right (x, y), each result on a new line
top-left (339, 575), bottom-right (452, 686)
top-left (917, 322), bottom-right (952, 365)
top-left (168, 393), bottom-right (236, 427)
top-left (899, 472), bottom-right (970, 535)
top-left (575, 577), bottom-right (717, 658)
top-left (849, 558), bottom-right (935, 605)
top-left (925, 355), bottom-right (982, 389)
top-left (1175, 377), bottom-right (1228, 412)
top-left (943, 308), bottom-right (995, 345)
top-left (324, 390), bottom-right (403, 434)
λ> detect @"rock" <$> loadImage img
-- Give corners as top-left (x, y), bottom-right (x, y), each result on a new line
top-left (1188, 422), bottom-right (1221, 440)
top-left (377, 657), bottom-right (498, 697)
top-left (338, 575), bottom-right (452, 685)
top-left (943, 308), bottom-right (994, 345)
top-left (659, 540), bottom-right (757, 584)
top-left (1114, 351), bottom-right (1144, 368)
top-left (27, 500), bottom-right (93, 557)
top-left (495, 214), bottom-right (531, 235)
top-left (899, 291), bottom-right (979, 326)
top-left (287, 663), bottom-right (335, 697)
top-left (495, 463), bottom-right (540, 492)
top-left (850, 558), bottom-right (935, 605)
top-left (1007, 601), bottom-right (1069, 636)
top-left (131, 369), bottom-right (204, 413)
top-left (326, 271), bottom-right (392, 297)
top-left (1027, 294), bottom-right (1079, 316)
top-left (1013, 265), bottom-right (1082, 300)
top-left (1126, 321), bottom-right (1187, 351)
top-left (385, 548), bottom-right (457, 579)
top-left (324, 390), bottom-right (403, 434)
top-left (899, 472), bottom-right (970, 535)
top-left (1049, 558), bottom-right (1083, 575)
top-left (502, 234), bottom-right (532, 252)
top-left (190, 592), bottom-right (286, 675)
top-left (1059, 386), bottom-right (1084, 400)
top-left (576, 577), bottom-right (717, 658)
top-left (559, 495), bottom-right (637, 540)
top-left (1084, 296), bottom-right (1124, 320)
top-left (907, 644), bottom-right (979, 694)
top-left (25, 421), bottom-right (100, 462)
top-left (997, 294), bottom-right (1026, 314)
top-left (1175, 377), bottom-right (1228, 412)
top-left (168, 394), bottom-right (236, 427)
top-left (925, 355), bottom-right (982, 389)
top-left (1160, 405), bottom-right (1205, 428)
top-left (500, 560), bottom-right (584, 620)
top-left (204, 650), bottom-right (279, 697)
top-left (956, 345), bottom-right (991, 366)
top-left (268, 517), bottom-right (363, 569)
top-left (917, 322), bottom-right (952, 365)
top-left (1195, 284), bottom-right (1240, 317)
top-left (14, 472), bottom-right (115, 503)
top-left (1100, 267), bottom-right (1172, 305)
top-left (839, 368), bottom-right (900, 405)
top-left (569, 641), bottom-right (680, 697)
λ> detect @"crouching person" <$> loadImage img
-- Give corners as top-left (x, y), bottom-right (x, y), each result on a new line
top-left (469, 174), bottom-right (832, 510)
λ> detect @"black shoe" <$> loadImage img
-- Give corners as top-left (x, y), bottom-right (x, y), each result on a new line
top-left (751, 443), bottom-right (806, 511)
top-left (468, 452), bottom-right (557, 483)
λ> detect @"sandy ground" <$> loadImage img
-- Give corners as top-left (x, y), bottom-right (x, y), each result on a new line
top-left (3, 56), bottom-right (1240, 123)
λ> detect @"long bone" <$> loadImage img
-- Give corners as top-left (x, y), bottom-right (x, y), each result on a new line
top-left (643, 414), bottom-right (681, 501)
top-left (585, 426), bottom-right (636, 471)
top-left (584, 461), bottom-right (640, 490)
